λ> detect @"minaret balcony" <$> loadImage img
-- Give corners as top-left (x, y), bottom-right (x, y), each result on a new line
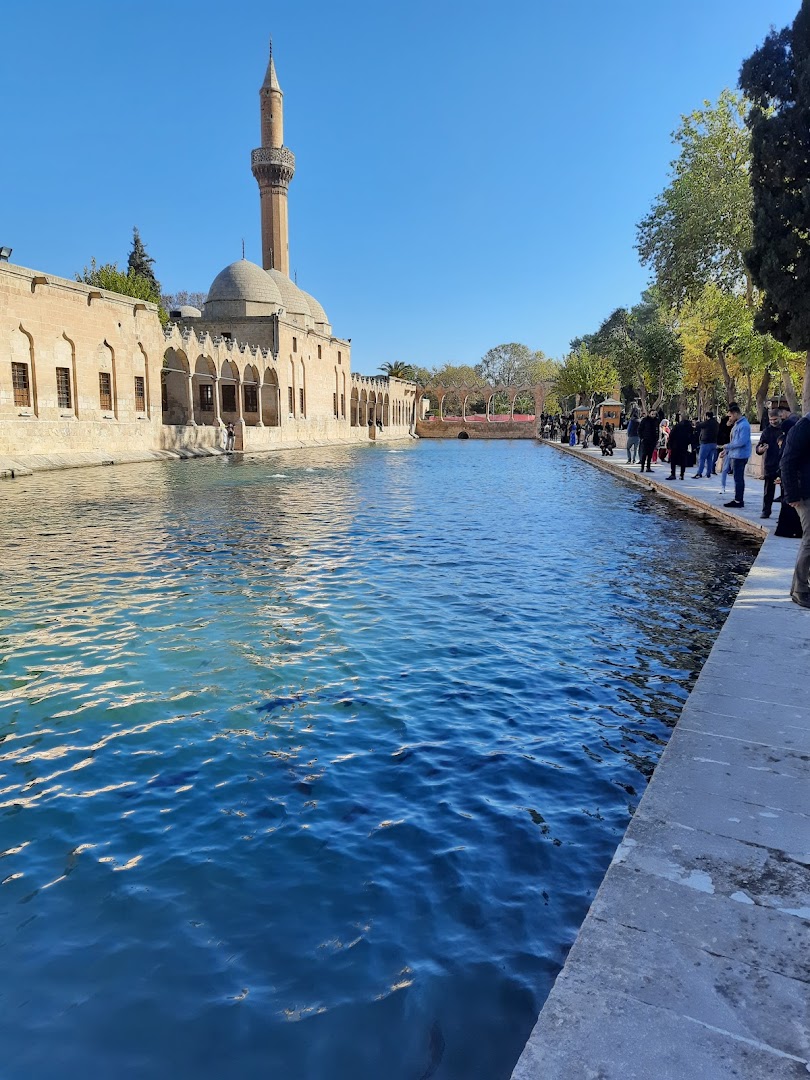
top-left (251, 146), bottom-right (296, 187)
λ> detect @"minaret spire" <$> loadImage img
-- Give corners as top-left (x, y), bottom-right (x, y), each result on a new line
top-left (251, 38), bottom-right (295, 274)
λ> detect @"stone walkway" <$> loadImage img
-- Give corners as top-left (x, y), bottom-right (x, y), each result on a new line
top-left (511, 441), bottom-right (810, 1079)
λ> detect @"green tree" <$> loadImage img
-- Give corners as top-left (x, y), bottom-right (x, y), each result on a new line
top-left (127, 227), bottom-right (161, 298)
top-left (740, 1), bottom-right (810, 410)
top-left (476, 343), bottom-right (536, 385)
top-left (379, 361), bottom-right (416, 379)
top-left (584, 293), bottom-right (683, 411)
top-left (636, 90), bottom-right (753, 307)
top-left (76, 258), bottom-right (166, 323)
top-left (555, 345), bottom-right (618, 410)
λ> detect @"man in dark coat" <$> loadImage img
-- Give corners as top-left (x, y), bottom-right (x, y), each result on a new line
top-left (666, 415), bottom-right (694, 480)
top-left (638, 410), bottom-right (659, 473)
top-left (755, 409), bottom-right (784, 518)
top-left (693, 411), bottom-right (719, 478)
top-left (780, 410), bottom-right (810, 608)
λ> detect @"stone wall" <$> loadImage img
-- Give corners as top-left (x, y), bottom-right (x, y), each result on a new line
top-left (1, 261), bottom-right (416, 469)
top-left (416, 419), bottom-right (538, 439)
top-left (0, 262), bottom-right (165, 458)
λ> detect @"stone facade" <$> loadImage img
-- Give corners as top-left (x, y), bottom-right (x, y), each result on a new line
top-left (0, 262), bottom-right (164, 459)
top-left (0, 261), bottom-right (416, 470)
top-left (0, 42), bottom-right (418, 473)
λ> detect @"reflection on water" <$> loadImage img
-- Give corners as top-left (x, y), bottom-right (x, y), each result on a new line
top-left (0, 442), bottom-right (757, 1079)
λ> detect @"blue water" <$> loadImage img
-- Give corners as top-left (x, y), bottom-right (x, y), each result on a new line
top-left (0, 441), bottom-right (757, 1079)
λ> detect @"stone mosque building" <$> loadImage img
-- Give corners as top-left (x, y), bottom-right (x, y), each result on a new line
top-left (0, 43), bottom-right (417, 472)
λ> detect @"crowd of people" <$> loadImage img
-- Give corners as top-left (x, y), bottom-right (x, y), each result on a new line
top-left (540, 400), bottom-right (810, 609)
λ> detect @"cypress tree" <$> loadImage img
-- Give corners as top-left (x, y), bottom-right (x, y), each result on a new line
top-left (739, 1), bottom-right (810, 408)
top-left (127, 226), bottom-right (161, 299)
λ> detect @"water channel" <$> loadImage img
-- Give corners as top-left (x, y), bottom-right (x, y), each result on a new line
top-left (0, 441), bottom-right (758, 1079)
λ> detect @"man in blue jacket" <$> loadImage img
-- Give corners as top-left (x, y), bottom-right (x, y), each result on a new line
top-left (780, 409), bottom-right (810, 609)
top-left (723, 403), bottom-right (752, 508)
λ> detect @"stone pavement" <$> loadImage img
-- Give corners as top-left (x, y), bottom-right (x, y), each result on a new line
top-left (511, 440), bottom-right (810, 1079)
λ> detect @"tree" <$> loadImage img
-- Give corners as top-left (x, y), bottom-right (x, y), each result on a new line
top-left (555, 345), bottom-right (618, 410)
top-left (379, 361), bottom-right (416, 379)
top-left (636, 90), bottom-right (753, 307)
top-left (162, 290), bottom-right (207, 312)
top-left (740, 1), bottom-right (810, 410)
top-left (584, 293), bottom-right (683, 411)
top-left (76, 259), bottom-right (165, 323)
top-left (127, 227), bottom-right (161, 298)
top-left (476, 343), bottom-right (536, 386)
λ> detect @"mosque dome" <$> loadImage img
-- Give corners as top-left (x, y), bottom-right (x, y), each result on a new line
top-left (266, 268), bottom-right (312, 317)
top-left (206, 259), bottom-right (283, 307)
top-left (299, 288), bottom-right (329, 327)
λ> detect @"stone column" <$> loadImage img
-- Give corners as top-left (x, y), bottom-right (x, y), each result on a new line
top-left (187, 373), bottom-right (197, 426)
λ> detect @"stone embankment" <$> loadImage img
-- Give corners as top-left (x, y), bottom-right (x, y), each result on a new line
top-left (512, 440), bottom-right (810, 1079)
top-left (0, 433), bottom-right (416, 480)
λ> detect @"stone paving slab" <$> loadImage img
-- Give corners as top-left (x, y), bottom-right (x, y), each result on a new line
top-left (512, 439), bottom-right (810, 1079)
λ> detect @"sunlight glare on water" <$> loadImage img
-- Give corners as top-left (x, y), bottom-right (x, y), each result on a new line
top-left (0, 441), bottom-right (757, 1079)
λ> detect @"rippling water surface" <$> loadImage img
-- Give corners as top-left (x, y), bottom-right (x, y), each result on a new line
top-left (0, 441), bottom-right (757, 1079)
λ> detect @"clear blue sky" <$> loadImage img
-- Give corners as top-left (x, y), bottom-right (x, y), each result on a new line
top-left (0, 0), bottom-right (798, 373)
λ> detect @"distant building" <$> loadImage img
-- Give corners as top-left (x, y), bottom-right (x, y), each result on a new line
top-left (0, 41), bottom-right (416, 470)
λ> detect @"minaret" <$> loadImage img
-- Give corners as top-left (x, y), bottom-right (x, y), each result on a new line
top-left (251, 40), bottom-right (295, 275)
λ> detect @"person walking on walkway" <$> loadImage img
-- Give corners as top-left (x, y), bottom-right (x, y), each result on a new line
top-left (724, 403), bottom-right (752, 508)
top-left (626, 409), bottom-right (640, 464)
top-left (693, 411), bottom-right (719, 478)
top-left (755, 409), bottom-right (784, 519)
top-left (638, 410), bottom-right (658, 472)
top-left (666, 414), bottom-right (694, 480)
top-left (779, 409), bottom-right (810, 608)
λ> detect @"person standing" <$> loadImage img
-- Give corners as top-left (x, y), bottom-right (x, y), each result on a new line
top-left (716, 411), bottom-right (732, 476)
top-left (626, 409), bottom-right (641, 464)
top-left (666, 414), bottom-right (693, 480)
top-left (693, 411), bottom-right (719, 478)
top-left (638, 410), bottom-right (658, 472)
top-left (779, 409), bottom-right (810, 608)
top-left (755, 409), bottom-right (784, 518)
top-left (225, 421), bottom-right (236, 452)
top-left (723, 403), bottom-right (752, 508)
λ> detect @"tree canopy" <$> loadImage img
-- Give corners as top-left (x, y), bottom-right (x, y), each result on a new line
top-left (379, 361), bottom-right (416, 380)
top-left (636, 90), bottom-right (753, 308)
top-left (555, 345), bottom-right (618, 408)
top-left (580, 292), bottom-right (683, 411)
top-left (162, 289), bottom-right (207, 313)
top-left (740, 1), bottom-right (810, 407)
top-left (76, 258), bottom-right (163, 310)
top-left (127, 227), bottom-right (161, 298)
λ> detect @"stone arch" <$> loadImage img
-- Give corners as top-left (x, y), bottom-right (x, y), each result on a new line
top-left (383, 393), bottom-right (390, 427)
top-left (220, 359), bottom-right (240, 422)
top-left (193, 355), bottom-right (217, 425)
top-left (341, 370), bottom-right (346, 419)
top-left (351, 385), bottom-right (359, 427)
top-left (262, 366), bottom-right (280, 427)
top-left (441, 391), bottom-right (463, 420)
top-left (368, 390), bottom-right (377, 427)
top-left (359, 388), bottom-right (368, 427)
top-left (54, 333), bottom-right (76, 415)
top-left (463, 386), bottom-right (487, 421)
top-left (136, 342), bottom-right (150, 418)
top-left (9, 324), bottom-right (37, 414)
top-left (242, 363), bottom-right (259, 425)
top-left (162, 348), bottom-right (191, 425)
top-left (95, 340), bottom-right (117, 418)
